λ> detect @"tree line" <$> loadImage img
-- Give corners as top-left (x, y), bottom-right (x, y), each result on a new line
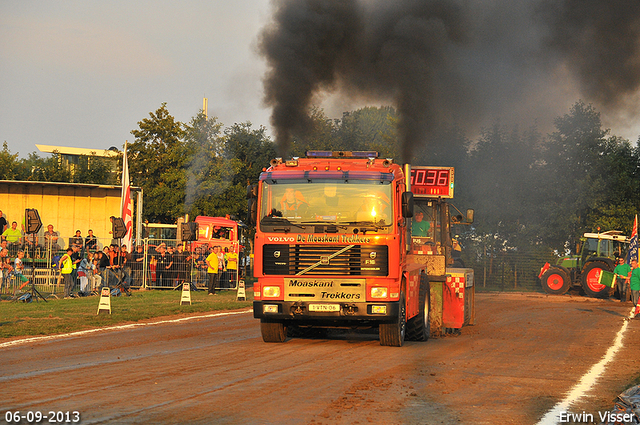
top-left (2, 101), bottom-right (639, 259)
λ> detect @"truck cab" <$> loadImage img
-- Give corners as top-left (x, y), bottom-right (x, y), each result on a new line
top-left (252, 151), bottom-right (422, 346)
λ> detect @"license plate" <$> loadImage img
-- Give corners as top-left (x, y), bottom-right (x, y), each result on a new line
top-left (309, 304), bottom-right (340, 312)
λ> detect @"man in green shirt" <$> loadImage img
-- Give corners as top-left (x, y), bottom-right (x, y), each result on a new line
top-left (412, 211), bottom-right (431, 237)
top-left (2, 221), bottom-right (22, 254)
top-left (630, 259), bottom-right (640, 318)
top-left (614, 257), bottom-right (631, 303)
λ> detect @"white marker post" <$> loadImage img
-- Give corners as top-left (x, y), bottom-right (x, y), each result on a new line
top-left (180, 281), bottom-right (191, 305)
top-left (236, 280), bottom-right (246, 301)
top-left (97, 287), bottom-right (111, 315)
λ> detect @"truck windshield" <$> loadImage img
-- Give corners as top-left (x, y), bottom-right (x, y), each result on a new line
top-left (259, 179), bottom-right (393, 233)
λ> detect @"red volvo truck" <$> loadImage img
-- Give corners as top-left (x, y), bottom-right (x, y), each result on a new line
top-left (252, 151), bottom-right (474, 346)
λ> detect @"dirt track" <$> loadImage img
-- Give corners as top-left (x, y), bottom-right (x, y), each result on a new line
top-left (1, 293), bottom-right (639, 425)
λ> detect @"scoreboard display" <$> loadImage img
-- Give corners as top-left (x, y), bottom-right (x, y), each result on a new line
top-left (410, 166), bottom-right (455, 198)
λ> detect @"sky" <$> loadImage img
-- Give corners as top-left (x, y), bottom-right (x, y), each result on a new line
top-left (0, 0), bottom-right (273, 157)
top-left (1, 0), bottom-right (640, 159)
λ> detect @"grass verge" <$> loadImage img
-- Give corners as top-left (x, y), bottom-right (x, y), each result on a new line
top-left (0, 289), bottom-right (253, 340)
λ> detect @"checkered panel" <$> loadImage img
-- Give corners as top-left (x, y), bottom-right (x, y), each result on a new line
top-left (446, 275), bottom-right (465, 298)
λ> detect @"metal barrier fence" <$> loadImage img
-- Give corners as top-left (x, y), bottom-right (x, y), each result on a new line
top-left (460, 245), bottom-right (560, 293)
top-left (0, 235), bottom-right (247, 299)
top-left (3, 234), bottom-right (557, 297)
top-left (135, 238), bottom-right (246, 290)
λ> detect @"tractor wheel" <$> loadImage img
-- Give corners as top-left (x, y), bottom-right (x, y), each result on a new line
top-left (581, 261), bottom-right (613, 299)
top-left (380, 294), bottom-right (406, 347)
top-left (540, 267), bottom-right (571, 295)
top-left (406, 280), bottom-right (431, 341)
top-left (260, 320), bottom-right (287, 343)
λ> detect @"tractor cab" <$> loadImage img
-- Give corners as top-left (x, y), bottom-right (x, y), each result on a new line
top-left (578, 231), bottom-right (629, 269)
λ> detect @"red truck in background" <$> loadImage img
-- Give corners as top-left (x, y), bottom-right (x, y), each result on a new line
top-left (252, 151), bottom-right (474, 346)
top-left (192, 216), bottom-right (249, 287)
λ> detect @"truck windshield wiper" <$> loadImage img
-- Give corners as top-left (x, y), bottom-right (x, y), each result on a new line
top-left (342, 221), bottom-right (390, 232)
top-left (260, 216), bottom-right (306, 232)
top-left (300, 221), bottom-right (348, 229)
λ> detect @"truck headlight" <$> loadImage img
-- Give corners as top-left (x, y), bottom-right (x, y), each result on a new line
top-left (370, 287), bottom-right (388, 298)
top-left (371, 305), bottom-right (387, 314)
top-left (263, 304), bottom-right (279, 313)
top-left (262, 286), bottom-right (281, 298)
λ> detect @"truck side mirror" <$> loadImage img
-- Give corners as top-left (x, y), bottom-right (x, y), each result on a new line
top-left (402, 192), bottom-right (414, 218)
top-left (466, 209), bottom-right (474, 224)
top-left (247, 184), bottom-right (258, 226)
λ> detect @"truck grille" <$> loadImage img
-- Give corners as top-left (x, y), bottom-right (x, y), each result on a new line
top-left (263, 244), bottom-right (388, 276)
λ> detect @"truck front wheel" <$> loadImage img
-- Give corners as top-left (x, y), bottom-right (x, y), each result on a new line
top-left (581, 261), bottom-right (612, 299)
top-left (260, 320), bottom-right (287, 343)
top-left (541, 267), bottom-right (571, 295)
top-left (380, 294), bottom-right (406, 347)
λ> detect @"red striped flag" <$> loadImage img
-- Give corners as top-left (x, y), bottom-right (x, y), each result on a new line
top-left (120, 142), bottom-right (133, 251)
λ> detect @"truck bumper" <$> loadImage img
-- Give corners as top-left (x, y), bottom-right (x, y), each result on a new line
top-left (253, 300), bottom-right (399, 324)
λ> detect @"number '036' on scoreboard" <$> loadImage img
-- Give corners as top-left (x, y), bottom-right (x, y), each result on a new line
top-left (410, 166), bottom-right (455, 198)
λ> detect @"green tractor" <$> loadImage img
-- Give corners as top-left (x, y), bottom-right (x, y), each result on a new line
top-left (539, 230), bottom-right (629, 298)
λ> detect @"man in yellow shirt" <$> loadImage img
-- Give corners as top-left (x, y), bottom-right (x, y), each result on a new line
top-left (59, 248), bottom-right (75, 298)
top-left (225, 248), bottom-right (239, 287)
top-left (206, 246), bottom-right (219, 295)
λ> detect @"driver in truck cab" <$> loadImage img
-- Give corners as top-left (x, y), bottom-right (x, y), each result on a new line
top-left (280, 188), bottom-right (307, 213)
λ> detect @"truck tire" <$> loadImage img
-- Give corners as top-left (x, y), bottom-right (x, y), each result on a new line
top-left (581, 261), bottom-right (612, 298)
top-left (406, 281), bottom-right (431, 341)
top-left (540, 267), bottom-right (571, 295)
top-left (260, 320), bottom-right (287, 343)
top-left (380, 294), bottom-right (406, 347)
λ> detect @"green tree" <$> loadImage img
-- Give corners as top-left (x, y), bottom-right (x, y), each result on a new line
top-left (182, 112), bottom-right (241, 218)
top-left (464, 122), bottom-right (544, 249)
top-left (584, 135), bottom-right (640, 234)
top-left (286, 106), bottom-right (401, 158)
top-left (336, 106), bottom-right (400, 157)
top-left (18, 152), bottom-right (72, 183)
top-left (129, 103), bottom-right (187, 223)
top-left (74, 155), bottom-right (118, 185)
top-left (224, 122), bottom-right (276, 186)
top-left (0, 142), bottom-right (20, 180)
top-left (288, 107), bottom-right (337, 157)
top-left (540, 101), bottom-right (614, 249)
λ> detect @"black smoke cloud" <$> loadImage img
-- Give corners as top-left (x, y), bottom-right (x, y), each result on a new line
top-left (259, 0), bottom-right (640, 160)
top-left (259, 0), bottom-right (362, 155)
top-left (538, 0), bottom-right (640, 106)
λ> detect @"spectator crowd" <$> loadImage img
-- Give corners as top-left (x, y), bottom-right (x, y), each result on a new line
top-left (0, 211), bottom-right (244, 298)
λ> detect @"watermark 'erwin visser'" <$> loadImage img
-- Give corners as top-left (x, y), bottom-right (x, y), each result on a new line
top-left (559, 411), bottom-right (635, 423)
